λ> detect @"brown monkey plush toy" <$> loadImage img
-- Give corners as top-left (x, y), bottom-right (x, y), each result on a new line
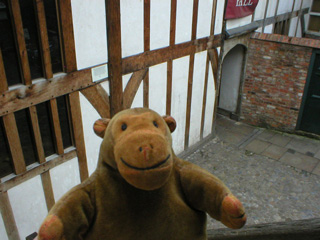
top-left (37, 108), bottom-right (246, 240)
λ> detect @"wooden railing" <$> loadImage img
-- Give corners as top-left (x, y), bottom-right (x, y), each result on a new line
top-left (208, 218), bottom-right (320, 240)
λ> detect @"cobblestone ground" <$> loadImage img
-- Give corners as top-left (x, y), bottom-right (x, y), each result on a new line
top-left (185, 137), bottom-right (320, 230)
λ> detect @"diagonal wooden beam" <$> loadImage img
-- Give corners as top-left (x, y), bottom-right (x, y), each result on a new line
top-left (81, 84), bottom-right (110, 118)
top-left (123, 69), bottom-right (148, 109)
top-left (208, 48), bottom-right (219, 81)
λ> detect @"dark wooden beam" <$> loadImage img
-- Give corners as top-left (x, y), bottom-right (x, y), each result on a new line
top-left (8, 0), bottom-right (32, 84)
top-left (106, 0), bottom-right (123, 116)
top-left (123, 69), bottom-right (148, 109)
top-left (81, 84), bottom-right (111, 118)
top-left (69, 92), bottom-right (89, 182)
top-left (0, 192), bottom-right (19, 239)
top-left (0, 35), bottom-right (222, 117)
top-left (57, 0), bottom-right (77, 73)
top-left (34, 0), bottom-right (53, 79)
top-left (123, 35), bottom-right (222, 75)
top-left (166, 0), bottom-right (177, 115)
top-left (143, 0), bottom-right (150, 108)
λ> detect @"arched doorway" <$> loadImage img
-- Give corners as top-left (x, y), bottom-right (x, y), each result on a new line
top-left (218, 44), bottom-right (246, 120)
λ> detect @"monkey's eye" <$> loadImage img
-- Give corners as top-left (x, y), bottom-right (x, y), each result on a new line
top-left (153, 121), bottom-right (158, 128)
top-left (121, 123), bottom-right (127, 131)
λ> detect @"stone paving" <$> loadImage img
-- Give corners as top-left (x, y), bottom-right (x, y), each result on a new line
top-left (184, 114), bottom-right (320, 230)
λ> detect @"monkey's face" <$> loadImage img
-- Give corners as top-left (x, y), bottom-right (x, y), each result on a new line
top-left (94, 108), bottom-right (176, 191)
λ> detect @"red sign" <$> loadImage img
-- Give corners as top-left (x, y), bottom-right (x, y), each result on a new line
top-left (225, 0), bottom-right (259, 19)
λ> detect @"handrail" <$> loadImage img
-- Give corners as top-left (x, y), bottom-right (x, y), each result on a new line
top-left (207, 218), bottom-right (320, 240)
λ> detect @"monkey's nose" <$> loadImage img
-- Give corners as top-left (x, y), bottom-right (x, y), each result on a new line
top-left (139, 145), bottom-right (153, 161)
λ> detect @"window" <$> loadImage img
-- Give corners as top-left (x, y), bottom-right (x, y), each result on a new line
top-left (0, 0), bottom-right (73, 178)
top-left (308, 0), bottom-right (320, 35)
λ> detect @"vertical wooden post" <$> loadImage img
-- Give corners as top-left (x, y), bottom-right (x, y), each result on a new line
top-left (8, 0), bottom-right (32, 85)
top-left (200, 0), bottom-right (217, 139)
top-left (184, 0), bottom-right (199, 149)
top-left (57, 0), bottom-right (77, 73)
top-left (69, 91), bottom-right (89, 182)
top-left (33, 0), bottom-right (53, 79)
top-left (106, 0), bottom-right (123, 116)
top-left (166, 0), bottom-right (177, 116)
top-left (143, 0), bottom-right (150, 108)
top-left (29, 105), bottom-right (55, 211)
top-left (0, 49), bottom-right (20, 240)
top-left (262, 0), bottom-right (270, 33)
top-left (0, 192), bottom-right (20, 240)
top-left (272, 0), bottom-right (280, 33)
top-left (49, 99), bottom-right (64, 155)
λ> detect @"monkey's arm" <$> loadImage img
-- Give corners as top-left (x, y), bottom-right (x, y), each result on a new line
top-left (178, 159), bottom-right (246, 229)
top-left (38, 183), bottom-right (95, 240)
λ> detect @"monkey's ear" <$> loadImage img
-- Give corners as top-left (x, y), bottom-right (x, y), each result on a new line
top-left (162, 115), bottom-right (176, 133)
top-left (93, 118), bottom-right (110, 138)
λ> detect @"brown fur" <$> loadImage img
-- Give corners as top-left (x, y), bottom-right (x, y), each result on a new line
top-left (38, 108), bottom-right (246, 240)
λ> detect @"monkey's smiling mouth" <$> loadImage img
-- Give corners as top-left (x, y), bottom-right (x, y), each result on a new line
top-left (120, 154), bottom-right (171, 171)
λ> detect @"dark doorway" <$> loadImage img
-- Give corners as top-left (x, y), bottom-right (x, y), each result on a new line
top-left (298, 50), bottom-right (320, 135)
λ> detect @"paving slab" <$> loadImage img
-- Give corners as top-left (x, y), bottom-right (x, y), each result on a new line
top-left (279, 151), bottom-right (319, 173)
top-left (230, 122), bottom-right (256, 136)
top-left (315, 150), bottom-right (320, 160)
top-left (256, 129), bottom-right (276, 141)
top-left (313, 162), bottom-right (320, 176)
top-left (245, 139), bottom-right (271, 154)
top-left (216, 126), bottom-right (247, 146)
top-left (261, 144), bottom-right (288, 160)
top-left (268, 133), bottom-right (292, 147)
top-left (286, 136), bottom-right (320, 155)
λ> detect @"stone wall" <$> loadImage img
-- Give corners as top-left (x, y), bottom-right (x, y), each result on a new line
top-left (241, 33), bottom-right (320, 132)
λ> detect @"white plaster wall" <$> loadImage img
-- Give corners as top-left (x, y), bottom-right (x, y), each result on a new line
top-left (227, 15), bottom-right (252, 30)
top-left (120, 0), bottom-right (144, 58)
top-left (175, 0), bottom-right (193, 44)
top-left (289, 16), bottom-right (299, 37)
top-left (171, 56), bottom-right (190, 154)
top-left (302, 0), bottom-right (313, 8)
top-left (294, 0), bottom-right (302, 10)
top-left (264, 24), bottom-right (274, 34)
top-left (150, 0), bottom-right (170, 50)
top-left (267, 0), bottom-right (278, 18)
top-left (254, 0), bottom-right (268, 20)
top-left (50, 157), bottom-right (81, 201)
top-left (149, 63), bottom-right (167, 116)
top-left (197, 0), bottom-right (213, 38)
top-left (71, 0), bottom-right (108, 70)
top-left (277, 0), bottom-right (294, 15)
top-left (8, 176), bottom-right (47, 239)
top-left (0, 214), bottom-right (9, 240)
top-left (203, 59), bottom-right (215, 138)
top-left (189, 51), bottom-right (207, 146)
top-left (214, 0), bottom-right (225, 34)
top-left (296, 18), bottom-right (302, 37)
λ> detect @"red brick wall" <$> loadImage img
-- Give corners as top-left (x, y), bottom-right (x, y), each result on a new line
top-left (242, 33), bottom-right (315, 132)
